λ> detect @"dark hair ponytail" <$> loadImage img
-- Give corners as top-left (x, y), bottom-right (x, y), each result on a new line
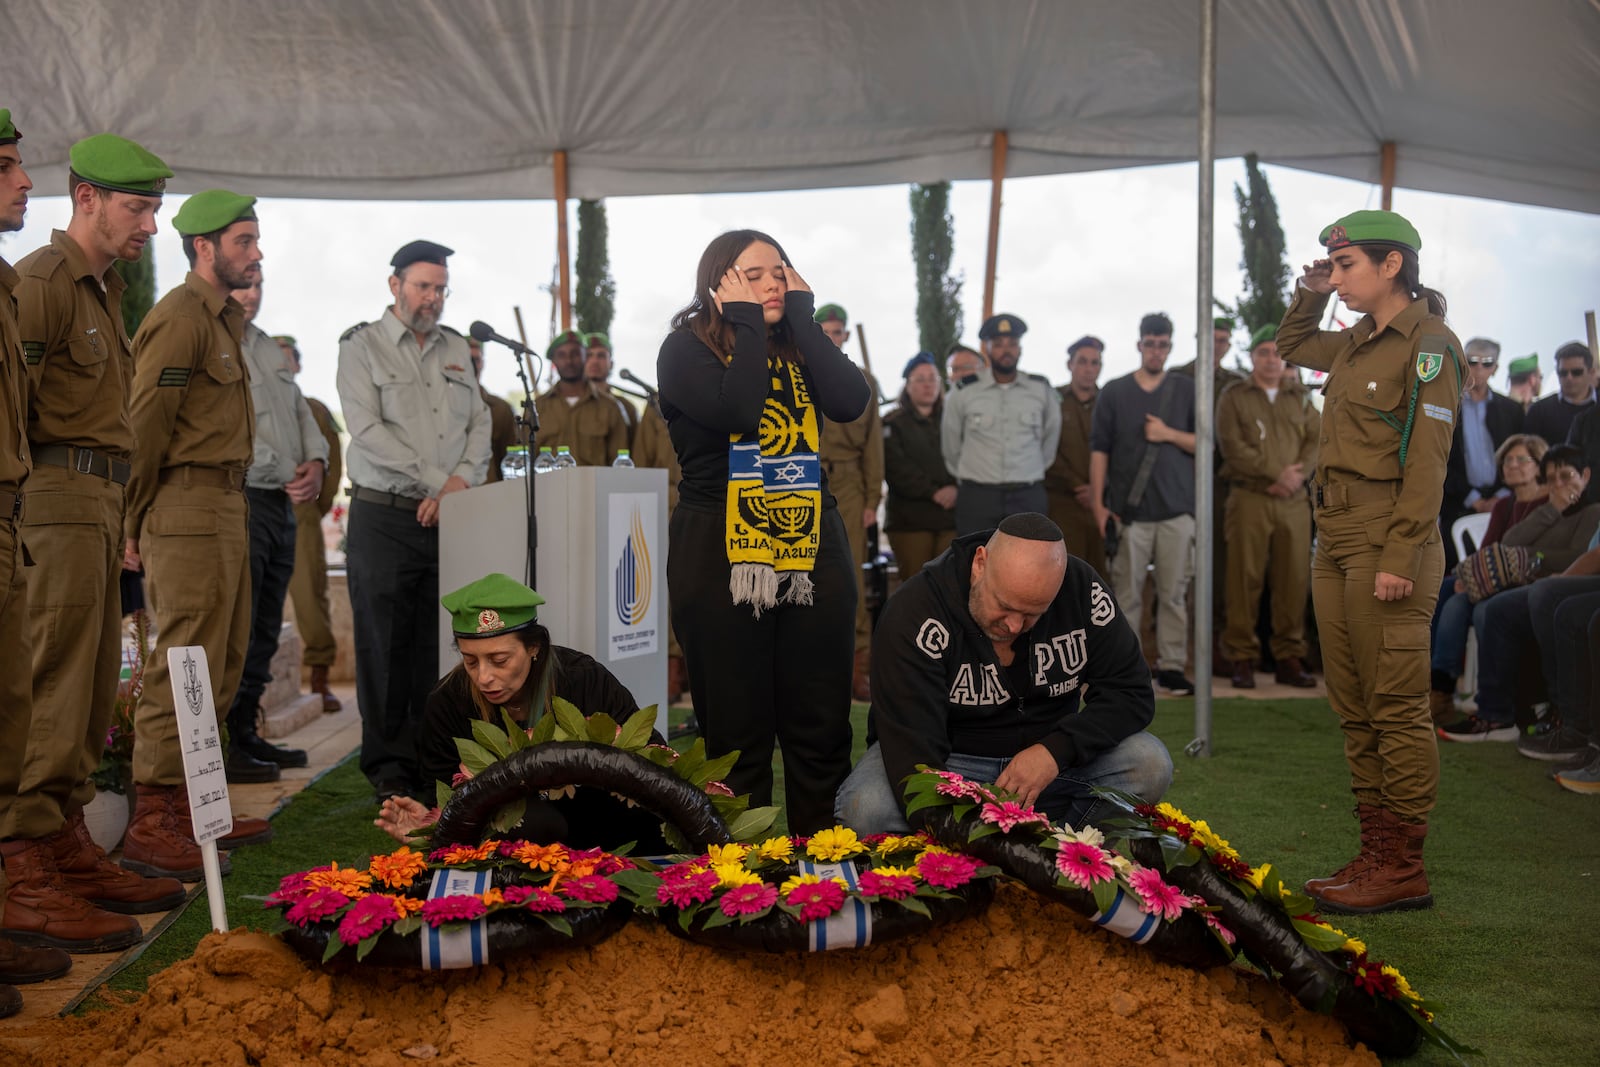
top-left (1362, 245), bottom-right (1447, 319)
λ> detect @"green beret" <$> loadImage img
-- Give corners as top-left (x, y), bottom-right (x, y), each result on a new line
top-left (978, 313), bottom-right (1027, 341)
top-left (1250, 324), bottom-right (1277, 349)
top-left (68, 133), bottom-right (172, 196)
top-left (172, 189), bottom-right (256, 236)
top-left (273, 334), bottom-right (297, 348)
top-left (1319, 209), bottom-right (1421, 254)
top-left (390, 239), bottom-right (453, 271)
top-left (813, 303), bottom-right (848, 326)
top-left (442, 573), bottom-right (546, 638)
top-left (1507, 353), bottom-right (1540, 378)
top-left (584, 332), bottom-right (611, 350)
top-left (547, 329), bottom-right (585, 356)
top-left (1214, 317), bottom-right (1235, 332)
top-left (0, 109), bottom-right (18, 146)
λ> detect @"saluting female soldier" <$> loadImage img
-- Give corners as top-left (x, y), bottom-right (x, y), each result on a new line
top-left (1275, 210), bottom-right (1464, 915)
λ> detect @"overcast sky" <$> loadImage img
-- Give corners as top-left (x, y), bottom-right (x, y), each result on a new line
top-left (5, 160), bottom-right (1598, 417)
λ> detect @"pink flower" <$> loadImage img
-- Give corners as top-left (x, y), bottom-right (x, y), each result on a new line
top-left (497, 840), bottom-right (531, 858)
top-left (420, 894), bottom-right (489, 927)
top-left (500, 885), bottom-right (535, 905)
top-left (857, 871), bottom-right (917, 901)
top-left (656, 869), bottom-right (720, 908)
top-left (336, 894), bottom-right (403, 943)
top-left (704, 780), bottom-right (735, 797)
top-left (1127, 867), bottom-right (1189, 921)
top-left (1055, 841), bottom-right (1116, 890)
top-left (559, 875), bottom-right (619, 904)
top-left (284, 887), bottom-right (348, 927)
top-left (916, 852), bottom-right (982, 889)
top-left (719, 883), bottom-right (778, 918)
top-left (786, 880), bottom-right (847, 922)
top-left (1204, 911), bottom-right (1237, 945)
top-left (518, 887), bottom-right (567, 913)
top-left (265, 870), bottom-right (314, 907)
top-left (979, 800), bottom-right (1048, 833)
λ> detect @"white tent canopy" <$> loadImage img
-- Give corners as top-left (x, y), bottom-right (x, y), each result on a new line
top-left (6, 0), bottom-right (1598, 212)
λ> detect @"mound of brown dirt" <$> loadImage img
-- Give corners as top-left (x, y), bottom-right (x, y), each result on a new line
top-left (0, 885), bottom-right (1379, 1066)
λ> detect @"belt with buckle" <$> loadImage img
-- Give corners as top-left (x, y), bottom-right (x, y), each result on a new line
top-left (1312, 480), bottom-right (1399, 509)
top-left (158, 465), bottom-right (247, 492)
top-left (351, 485), bottom-right (427, 510)
top-left (33, 443), bottom-right (132, 486)
top-left (0, 488), bottom-right (21, 523)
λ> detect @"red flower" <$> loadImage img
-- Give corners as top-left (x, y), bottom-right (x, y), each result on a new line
top-left (786, 879), bottom-right (847, 922)
top-left (1210, 851), bottom-right (1253, 880)
top-left (518, 886), bottom-right (567, 913)
top-left (559, 875), bottom-right (619, 904)
top-left (420, 894), bottom-right (488, 927)
top-left (265, 870), bottom-right (314, 907)
top-left (916, 852), bottom-right (982, 889)
top-left (656, 869), bottom-right (719, 908)
top-left (284, 887), bottom-right (348, 927)
top-left (336, 894), bottom-right (403, 944)
top-left (857, 871), bottom-right (917, 901)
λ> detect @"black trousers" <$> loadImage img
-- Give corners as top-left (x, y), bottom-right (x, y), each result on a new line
top-left (346, 496), bottom-right (440, 789)
top-left (954, 481), bottom-right (1048, 536)
top-left (230, 488), bottom-right (297, 726)
top-left (668, 505), bottom-right (856, 835)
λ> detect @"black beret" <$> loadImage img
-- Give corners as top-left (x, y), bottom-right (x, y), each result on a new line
top-left (390, 240), bottom-right (454, 271)
top-left (978, 314), bottom-right (1027, 341)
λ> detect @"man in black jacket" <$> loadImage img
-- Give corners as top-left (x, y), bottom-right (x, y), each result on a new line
top-left (1441, 337), bottom-right (1523, 567)
top-left (834, 513), bottom-right (1171, 832)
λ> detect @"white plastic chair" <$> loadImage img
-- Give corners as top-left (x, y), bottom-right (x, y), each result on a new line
top-left (1451, 512), bottom-right (1491, 561)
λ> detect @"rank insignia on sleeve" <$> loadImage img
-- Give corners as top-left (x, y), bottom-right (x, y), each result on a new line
top-left (1416, 350), bottom-right (1443, 383)
top-left (157, 366), bottom-right (191, 387)
top-left (20, 341), bottom-right (44, 364)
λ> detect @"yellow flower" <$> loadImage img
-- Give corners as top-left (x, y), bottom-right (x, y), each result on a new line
top-left (806, 827), bottom-right (864, 862)
top-left (872, 865), bottom-right (918, 880)
top-left (1343, 937), bottom-right (1368, 958)
top-left (307, 861), bottom-right (372, 898)
top-left (915, 843), bottom-right (955, 858)
top-left (779, 873), bottom-right (823, 896)
top-left (1383, 964), bottom-right (1425, 1004)
top-left (755, 837), bottom-right (795, 861)
top-left (707, 843), bottom-right (750, 867)
top-left (1245, 863), bottom-right (1270, 889)
top-left (713, 863), bottom-right (763, 888)
top-left (1155, 801), bottom-right (1188, 822)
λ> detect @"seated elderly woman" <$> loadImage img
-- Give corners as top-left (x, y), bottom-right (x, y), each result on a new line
top-left (375, 573), bottom-right (667, 850)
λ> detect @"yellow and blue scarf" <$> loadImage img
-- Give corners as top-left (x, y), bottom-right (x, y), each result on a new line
top-left (725, 355), bottom-right (822, 615)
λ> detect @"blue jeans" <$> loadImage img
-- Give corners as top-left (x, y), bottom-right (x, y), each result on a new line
top-left (1474, 585), bottom-right (1537, 725)
top-left (1527, 577), bottom-right (1600, 729)
top-left (1428, 577), bottom-right (1489, 679)
top-left (833, 733), bottom-right (1174, 835)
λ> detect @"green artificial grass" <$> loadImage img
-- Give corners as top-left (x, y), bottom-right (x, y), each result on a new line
top-left (90, 698), bottom-right (1600, 1065)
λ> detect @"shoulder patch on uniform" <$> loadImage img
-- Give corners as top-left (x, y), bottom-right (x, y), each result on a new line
top-left (20, 340), bottom-right (44, 364)
top-left (915, 618), bottom-right (950, 659)
top-left (157, 366), bottom-right (191, 388)
top-left (1416, 349), bottom-right (1444, 383)
top-left (1422, 402), bottom-right (1454, 426)
top-left (339, 321), bottom-right (370, 343)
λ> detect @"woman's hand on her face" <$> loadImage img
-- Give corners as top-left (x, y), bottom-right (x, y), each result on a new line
top-left (1300, 258), bottom-right (1335, 295)
top-left (781, 260), bottom-right (810, 295)
top-left (712, 266), bottom-right (760, 315)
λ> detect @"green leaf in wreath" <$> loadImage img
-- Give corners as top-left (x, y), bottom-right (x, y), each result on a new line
top-left (355, 933), bottom-right (382, 962)
top-left (491, 797), bottom-right (527, 833)
top-left (392, 916), bottom-right (423, 937)
top-left (501, 709), bottom-right (533, 751)
top-left (672, 740), bottom-right (708, 782)
top-left (611, 868), bottom-right (664, 905)
top-left (543, 913), bottom-right (574, 937)
top-left (1091, 879), bottom-right (1118, 915)
top-left (552, 698), bottom-right (587, 740)
top-left (896, 896), bottom-right (932, 920)
top-left (586, 712), bottom-right (621, 744)
top-left (966, 822), bottom-right (1000, 842)
top-left (695, 750), bottom-right (740, 789)
top-left (617, 707), bottom-right (657, 750)
top-left (469, 718), bottom-right (514, 759)
top-left (454, 738), bottom-right (499, 776)
top-left (435, 780), bottom-right (454, 811)
top-left (725, 806), bottom-right (780, 843)
top-left (527, 713), bottom-right (558, 746)
top-left (321, 932), bottom-right (345, 963)
top-left (1289, 917), bottom-right (1349, 952)
top-left (701, 907), bottom-right (737, 930)
top-left (903, 790), bottom-right (942, 818)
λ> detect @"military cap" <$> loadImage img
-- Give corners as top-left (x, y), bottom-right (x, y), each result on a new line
top-left (442, 573), bottom-right (546, 638)
top-left (68, 133), bottom-right (172, 196)
top-left (1067, 334), bottom-right (1104, 356)
top-left (172, 189), bottom-right (257, 236)
top-left (273, 334), bottom-right (297, 348)
top-left (1249, 324), bottom-right (1277, 350)
top-left (390, 239), bottom-right (454, 271)
top-left (902, 351), bottom-right (936, 378)
top-left (978, 313), bottom-right (1027, 341)
top-left (1319, 209), bottom-right (1421, 254)
top-left (1214, 316), bottom-right (1235, 332)
top-left (813, 303), bottom-right (848, 326)
top-left (1507, 353), bottom-right (1540, 378)
top-left (0, 110), bottom-right (18, 146)
top-left (584, 332), bottom-right (611, 350)
top-left (547, 329), bottom-right (585, 356)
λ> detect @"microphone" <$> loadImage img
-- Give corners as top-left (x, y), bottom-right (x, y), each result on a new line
top-left (619, 368), bottom-right (657, 398)
top-left (469, 320), bottom-right (533, 356)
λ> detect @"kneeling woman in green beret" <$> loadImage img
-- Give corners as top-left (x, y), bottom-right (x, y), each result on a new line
top-left (375, 573), bottom-right (666, 850)
top-left (1275, 210), bottom-right (1464, 915)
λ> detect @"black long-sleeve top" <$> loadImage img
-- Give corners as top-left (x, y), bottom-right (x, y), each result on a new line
top-left (656, 292), bottom-right (871, 513)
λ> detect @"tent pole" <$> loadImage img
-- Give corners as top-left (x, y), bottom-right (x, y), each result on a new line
top-left (982, 130), bottom-right (1008, 321)
top-left (555, 149), bottom-right (572, 331)
top-left (1380, 142), bottom-right (1396, 210)
top-left (1191, 0), bottom-right (1218, 759)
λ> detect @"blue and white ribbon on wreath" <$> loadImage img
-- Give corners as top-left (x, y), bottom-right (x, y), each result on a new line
top-left (1090, 887), bottom-right (1159, 945)
top-left (796, 859), bottom-right (872, 951)
top-left (421, 868), bottom-right (492, 970)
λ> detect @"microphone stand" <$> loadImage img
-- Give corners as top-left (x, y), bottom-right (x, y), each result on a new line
top-left (509, 351), bottom-right (541, 589)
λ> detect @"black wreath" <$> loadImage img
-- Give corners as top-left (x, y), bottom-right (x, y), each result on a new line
top-left (919, 808), bottom-right (1230, 971)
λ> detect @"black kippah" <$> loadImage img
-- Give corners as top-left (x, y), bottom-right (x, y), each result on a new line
top-left (995, 512), bottom-right (1064, 543)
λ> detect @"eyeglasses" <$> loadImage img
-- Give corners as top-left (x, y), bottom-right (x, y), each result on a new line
top-left (1558, 367), bottom-right (1588, 379)
top-left (1466, 358), bottom-right (1497, 367)
top-left (1502, 455), bottom-right (1536, 466)
top-left (406, 281), bottom-right (451, 298)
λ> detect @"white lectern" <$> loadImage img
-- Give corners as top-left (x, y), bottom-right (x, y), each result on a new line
top-left (439, 468), bottom-right (669, 737)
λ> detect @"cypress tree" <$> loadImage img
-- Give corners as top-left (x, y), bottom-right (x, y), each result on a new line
top-left (574, 199), bottom-right (615, 336)
top-left (909, 182), bottom-right (963, 373)
top-left (1226, 154), bottom-right (1290, 337)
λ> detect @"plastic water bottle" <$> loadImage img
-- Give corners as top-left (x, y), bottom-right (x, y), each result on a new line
top-left (531, 447), bottom-right (556, 475)
top-left (499, 445), bottom-right (528, 480)
top-left (553, 446), bottom-right (577, 470)
top-left (611, 449), bottom-right (635, 469)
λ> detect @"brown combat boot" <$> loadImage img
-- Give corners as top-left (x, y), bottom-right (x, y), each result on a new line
top-left (1274, 656), bottom-right (1317, 688)
top-left (122, 785), bottom-right (232, 882)
top-left (1429, 688), bottom-right (1456, 725)
top-left (0, 838), bottom-right (144, 952)
top-left (310, 665), bottom-right (342, 713)
top-left (1304, 803), bottom-right (1385, 899)
top-left (851, 649), bottom-right (871, 704)
top-left (49, 808), bottom-right (187, 914)
top-left (0, 933), bottom-right (71, 983)
top-left (1316, 810), bottom-right (1434, 914)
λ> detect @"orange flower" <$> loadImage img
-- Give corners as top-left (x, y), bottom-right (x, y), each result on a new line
top-left (565, 856), bottom-right (602, 879)
top-left (434, 842), bottom-right (497, 865)
top-left (481, 887), bottom-right (506, 907)
top-left (368, 848), bottom-right (428, 889)
top-left (511, 842), bottom-right (569, 871)
top-left (393, 896), bottom-right (425, 916)
top-left (306, 861), bottom-right (372, 898)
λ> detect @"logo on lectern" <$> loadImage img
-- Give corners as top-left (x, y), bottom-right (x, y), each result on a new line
top-left (614, 507), bottom-right (652, 627)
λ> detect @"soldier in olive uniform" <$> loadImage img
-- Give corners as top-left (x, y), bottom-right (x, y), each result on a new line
top-left (535, 329), bottom-right (629, 466)
top-left (467, 334), bottom-right (517, 481)
top-left (585, 333), bottom-right (640, 438)
top-left (1278, 210), bottom-right (1463, 915)
top-left (1044, 335), bottom-right (1106, 579)
top-left (0, 110), bottom-right (76, 1016)
top-left (814, 304), bottom-right (883, 702)
top-left (1216, 325), bottom-right (1320, 690)
top-left (8, 134), bottom-right (185, 951)
top-left (278, 335), bottom-right (345, 712)
top-left (942, 314), bottom-right (1061, 536)
top-left (122, 190), bottom-right (276, 881)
